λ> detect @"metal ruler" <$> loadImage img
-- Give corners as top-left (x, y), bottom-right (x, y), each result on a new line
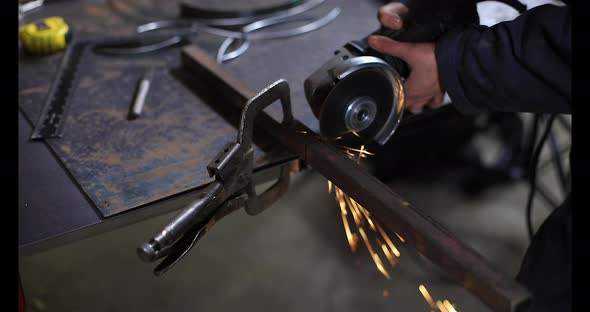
top-left (30, 41), bottom-right (86, 140)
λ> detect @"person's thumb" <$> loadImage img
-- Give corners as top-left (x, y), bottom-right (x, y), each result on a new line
top-left (368, 35), bottom-right (413, 63)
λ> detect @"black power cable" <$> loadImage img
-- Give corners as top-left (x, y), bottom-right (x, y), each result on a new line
top-left (548, 129), bottom-right (569, 194)
top-left (525, 114), bottom-right (557, 241)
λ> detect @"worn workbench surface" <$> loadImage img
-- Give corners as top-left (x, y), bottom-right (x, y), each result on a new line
top-left (19, 0), bottom-right (383, 252)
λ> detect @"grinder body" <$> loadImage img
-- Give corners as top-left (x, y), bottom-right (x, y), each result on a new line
top-left (304, 0), bottom-right (480, 145)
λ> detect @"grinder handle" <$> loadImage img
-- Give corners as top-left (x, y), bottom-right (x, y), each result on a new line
top-left (352, 0), bottom-right (480, 79)
top-left (352, 20), bottom-right (445, 79)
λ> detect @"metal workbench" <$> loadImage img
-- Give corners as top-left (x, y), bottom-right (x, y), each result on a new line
top-left (18, 0), bottom-right (383, 254)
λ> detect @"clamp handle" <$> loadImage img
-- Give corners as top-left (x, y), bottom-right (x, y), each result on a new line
top-left (137, 182), bottom-right (223, 262)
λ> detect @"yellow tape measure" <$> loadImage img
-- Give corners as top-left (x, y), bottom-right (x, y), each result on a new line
top-left (19, 16), bottom-right (72, 56)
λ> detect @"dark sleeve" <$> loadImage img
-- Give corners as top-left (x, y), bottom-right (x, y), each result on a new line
top-left (435, 4), bottom-right (571, 115)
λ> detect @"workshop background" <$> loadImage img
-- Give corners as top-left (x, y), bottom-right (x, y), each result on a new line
top-left (19, 0), bottom-right (568, 311)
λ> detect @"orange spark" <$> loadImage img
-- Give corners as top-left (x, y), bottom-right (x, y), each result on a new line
top-left (340, 212), bottom-right (357, 252)
top-left (344, 150), bottom-right (356, 157)
top-left (419, 285), bottom-right (436, 309)
top-left (395, 232), bottom-right (406, 243)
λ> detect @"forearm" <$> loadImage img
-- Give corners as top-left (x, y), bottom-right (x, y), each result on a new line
top-left (436, 4), bottom-right (571, 114)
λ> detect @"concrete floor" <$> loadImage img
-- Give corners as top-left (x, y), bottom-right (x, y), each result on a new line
top-left (19, 1), bottom-right (568, 311)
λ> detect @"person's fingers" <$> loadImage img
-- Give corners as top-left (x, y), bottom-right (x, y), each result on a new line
top-left (378, 10), bottom-right (402, 29)
top-left (379, 12), bottom-right (403, 30)
top-left (368, 36), bottom-right (414, 62)
top-left (406, 96), bottom-right (430, 111)
top-left (426, 93), bottom-right (445, 108)
top-left (378, 2), bottom-right (408, 29)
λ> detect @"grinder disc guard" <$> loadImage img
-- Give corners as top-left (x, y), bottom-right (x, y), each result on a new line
top-left (306, 54), bottom-right (405, 145)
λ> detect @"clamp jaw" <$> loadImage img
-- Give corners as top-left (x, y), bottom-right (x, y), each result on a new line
top-left (138, 79), bottom-right (294, 275)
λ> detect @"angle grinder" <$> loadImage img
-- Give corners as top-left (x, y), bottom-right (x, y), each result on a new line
top-left (304, 1), bottom-right (479, 145)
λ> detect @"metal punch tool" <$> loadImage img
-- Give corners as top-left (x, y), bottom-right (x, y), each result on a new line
top-left (137, 79), bottom-right (294, 276)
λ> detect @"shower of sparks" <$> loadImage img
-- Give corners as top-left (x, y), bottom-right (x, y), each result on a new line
top-left (351, 199), bottom-right (376, 231)
top-left (337, 188), bottom-right (361, 226)
top-left (376, 224), bottom-right (401, 258)
top-left (345, 194), bottom-right (365, 227)
top-left (329, 145), bottom-right (459, 311)
top-left (334, 186), bottom-right (358, 252)
top-left (359, 227), bottom-right (391, 280)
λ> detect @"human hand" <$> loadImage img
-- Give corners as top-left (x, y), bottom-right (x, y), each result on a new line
top-left (370, 2), bottom-right (445, 111)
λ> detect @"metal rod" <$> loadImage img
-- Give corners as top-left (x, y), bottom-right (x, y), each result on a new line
top-left (128, 69), bottom-right (153, 120)
top-left (180, 45), bottom-right (531, 312)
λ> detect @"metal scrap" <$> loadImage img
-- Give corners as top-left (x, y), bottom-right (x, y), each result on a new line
top-left (135, 1), bottom-right (340, 64)
top-left (217, 8), bottom-right (341, 63)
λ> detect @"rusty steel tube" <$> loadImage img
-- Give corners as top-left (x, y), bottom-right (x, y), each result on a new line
top-left (181, 45), bottom-right (531, 312)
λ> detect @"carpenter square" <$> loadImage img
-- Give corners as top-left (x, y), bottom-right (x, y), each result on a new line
top-left (30, 41), bottom-right (86, 140)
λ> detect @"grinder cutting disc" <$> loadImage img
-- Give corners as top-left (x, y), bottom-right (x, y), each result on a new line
top-left (312, 56), bottom-right (405, 145)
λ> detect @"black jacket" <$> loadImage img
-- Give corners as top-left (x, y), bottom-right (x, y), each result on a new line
top-left (436, 2), bottom-right (571, 115)
top-left (435, 3), bottom-right (572, 311)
